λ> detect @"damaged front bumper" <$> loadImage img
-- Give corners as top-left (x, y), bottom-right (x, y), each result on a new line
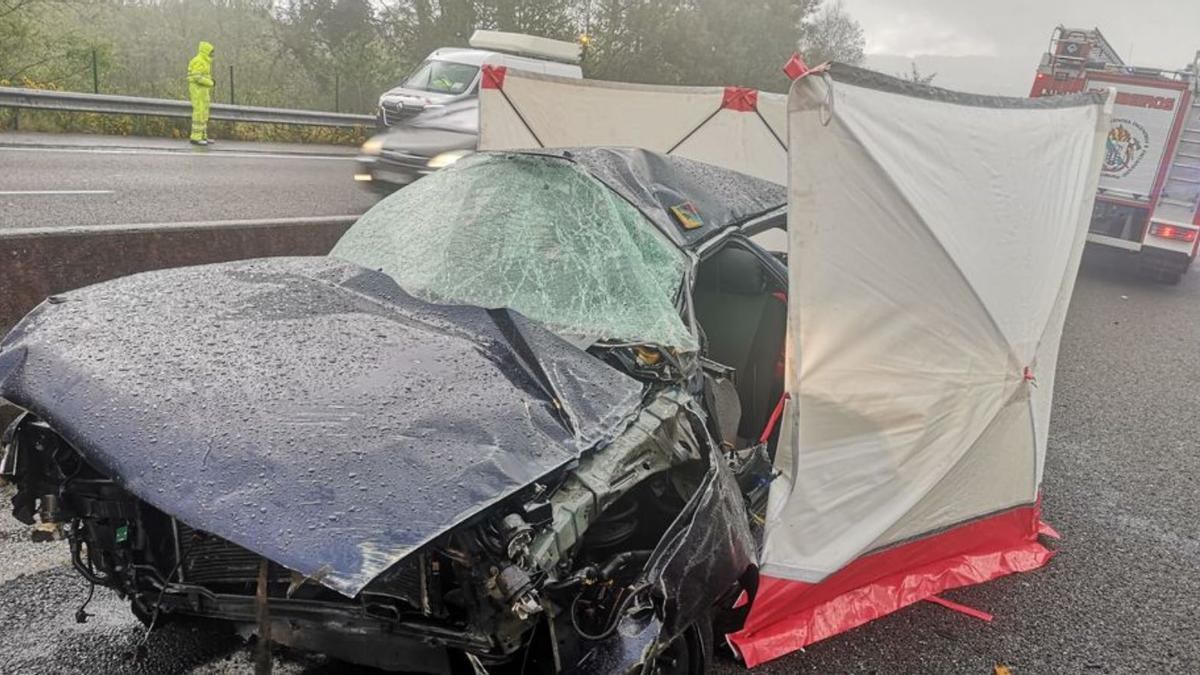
top-left (0, 392), bottom-right (761, 674)
top-left (0, 257), bottom-right (763, 672)
top-left (152, 583), bottom-right (486, 673)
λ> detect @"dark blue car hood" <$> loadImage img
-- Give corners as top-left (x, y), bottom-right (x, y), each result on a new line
top-left (0, 257), bottom-right (643, 596)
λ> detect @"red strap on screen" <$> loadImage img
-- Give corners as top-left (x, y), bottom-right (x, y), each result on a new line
top-left (722, 87), bottom-right (758, 112)
top-left (926, 595), bottom-right (994, 622)
top-left (1038, 520), bottom-right (1062, 539)
top-left (482, 65), bottom-right (507, 90)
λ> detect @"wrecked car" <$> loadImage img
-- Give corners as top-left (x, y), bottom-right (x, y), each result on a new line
top-left (0, 148), bottom-right (790, 673)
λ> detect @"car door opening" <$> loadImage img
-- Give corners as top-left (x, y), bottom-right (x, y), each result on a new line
top-left (693, 244), bottom-right (787, 448)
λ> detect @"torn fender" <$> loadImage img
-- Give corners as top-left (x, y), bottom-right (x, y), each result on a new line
top-left (570, 428), bottom-right (757, 673)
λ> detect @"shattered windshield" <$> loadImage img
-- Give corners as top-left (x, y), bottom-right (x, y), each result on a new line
top-left (332, 153), bottom-right (697, 349)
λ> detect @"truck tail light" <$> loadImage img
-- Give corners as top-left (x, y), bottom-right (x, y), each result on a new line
top-left (1149, 223), bottom-right (1198, 243)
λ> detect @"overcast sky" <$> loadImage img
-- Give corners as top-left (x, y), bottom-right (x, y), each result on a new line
top-left (842, 0), bottom-right (1200, 94)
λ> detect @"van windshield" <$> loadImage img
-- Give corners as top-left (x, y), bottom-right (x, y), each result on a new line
top-left (402, 60), bottom-right (479, 95)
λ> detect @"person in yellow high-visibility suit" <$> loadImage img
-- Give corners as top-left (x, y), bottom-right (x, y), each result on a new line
top-left (187, 41), bottom-right (215, 145)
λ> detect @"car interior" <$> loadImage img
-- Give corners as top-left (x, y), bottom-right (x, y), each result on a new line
top-left (692, 241), bottom-right (788, 449)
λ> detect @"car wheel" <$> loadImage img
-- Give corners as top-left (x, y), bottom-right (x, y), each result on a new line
top-left (649, 624), bottom-right (704, 675)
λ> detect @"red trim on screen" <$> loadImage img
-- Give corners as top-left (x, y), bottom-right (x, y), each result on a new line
top-left (729, 505), bottom-right (1055, 668)
top-left (722, 87), bottom-right (759, 112)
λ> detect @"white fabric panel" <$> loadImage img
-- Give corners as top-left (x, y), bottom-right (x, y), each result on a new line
top-left (479, 72), bottom-right (787, 185)
top-left (867, 392), bottom-right (1036, 549)
top-left (757, 93), bottom-right (788, 148)
top-left (762, 72), bottom-right (1110, 582)
top-left (763, 77), bottom-right (1020, 578)
top-left (833, 85), bottom-right (1105, 364)
top-left (480, 73), bottom-right (721, 153)
top-left (479, 84), bottom-right (542, 149)
top-left (671, 108), bottom-right (787, 184)
top-left (1029, 95), bottom-right (1111, 483)
top-left (750, 228), bottom-right (787, 252)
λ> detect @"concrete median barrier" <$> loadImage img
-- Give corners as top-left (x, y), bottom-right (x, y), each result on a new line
top-left (0, 215), bottom-right (357, 427)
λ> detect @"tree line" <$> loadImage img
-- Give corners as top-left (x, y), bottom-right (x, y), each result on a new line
top-left (1, 0), bottom-right (866, 115)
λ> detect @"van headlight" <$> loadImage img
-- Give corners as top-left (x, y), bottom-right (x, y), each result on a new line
top-left (361, 137), bottom-right (386, 156)
top-left (427, 150), bottom-right (472, 169)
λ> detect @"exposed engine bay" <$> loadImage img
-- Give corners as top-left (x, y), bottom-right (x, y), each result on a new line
top-left (2, 368), bottom-right (770, 674)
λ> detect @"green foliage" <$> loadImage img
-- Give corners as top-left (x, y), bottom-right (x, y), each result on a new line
top-left (2, 0), bottom-right (866, 141)
top-left (797, 0), bottom-right (864, 67)
top-left (585, 0), bottom-right (836, 92)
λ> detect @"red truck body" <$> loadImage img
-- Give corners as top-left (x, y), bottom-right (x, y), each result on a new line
top-left (1031, 27), bottom-right (1200, 282)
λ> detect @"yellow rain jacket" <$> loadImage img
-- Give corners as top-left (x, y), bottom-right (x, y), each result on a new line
top-left (188, 41), bottom-right (215, 141)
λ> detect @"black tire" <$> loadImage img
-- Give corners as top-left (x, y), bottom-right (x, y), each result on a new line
top-left (650, 624), bottom-right (705, 675)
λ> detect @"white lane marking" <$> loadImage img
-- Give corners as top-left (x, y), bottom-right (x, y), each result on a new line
top-left (2, 214), bottom-right (361, 237)
top-left (0, 190), bottom-right (114, 195)
top-left (0, 145), bottom-right (355, 162)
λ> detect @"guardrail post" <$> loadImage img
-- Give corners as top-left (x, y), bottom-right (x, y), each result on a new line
top-left (92, 49), bottom-right (99, 94)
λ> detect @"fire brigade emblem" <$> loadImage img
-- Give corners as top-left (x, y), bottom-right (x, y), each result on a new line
top-left (1103, 119), bottom-right (1149, 177)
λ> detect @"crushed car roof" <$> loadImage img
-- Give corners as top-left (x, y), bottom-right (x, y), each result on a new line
top-left (517, 147), bottom-right (787, 247)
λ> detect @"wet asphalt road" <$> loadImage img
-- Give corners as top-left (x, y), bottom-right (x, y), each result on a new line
top-left (1, 249), bottom-right (1198, 674)
top-left (0, 133), bottom-right (379, 229)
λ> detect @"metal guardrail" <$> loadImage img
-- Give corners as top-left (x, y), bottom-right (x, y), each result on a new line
top-left (0, 86), bottom-right (374, 128)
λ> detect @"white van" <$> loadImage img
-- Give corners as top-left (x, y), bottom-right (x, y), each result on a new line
top-left (376, 30), bottom-right (583, 127)
top-left (356, 31), bottom-right (583, 191)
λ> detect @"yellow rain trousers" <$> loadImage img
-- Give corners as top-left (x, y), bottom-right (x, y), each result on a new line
top-left (187, 41), bottom-right (215, 142)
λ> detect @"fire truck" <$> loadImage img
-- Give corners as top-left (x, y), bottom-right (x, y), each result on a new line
top-left (1032, 26), bottom-right (1200, 283)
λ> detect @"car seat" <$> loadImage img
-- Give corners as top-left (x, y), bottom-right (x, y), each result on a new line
top-left (693, 247), bottom-right (787, 444)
